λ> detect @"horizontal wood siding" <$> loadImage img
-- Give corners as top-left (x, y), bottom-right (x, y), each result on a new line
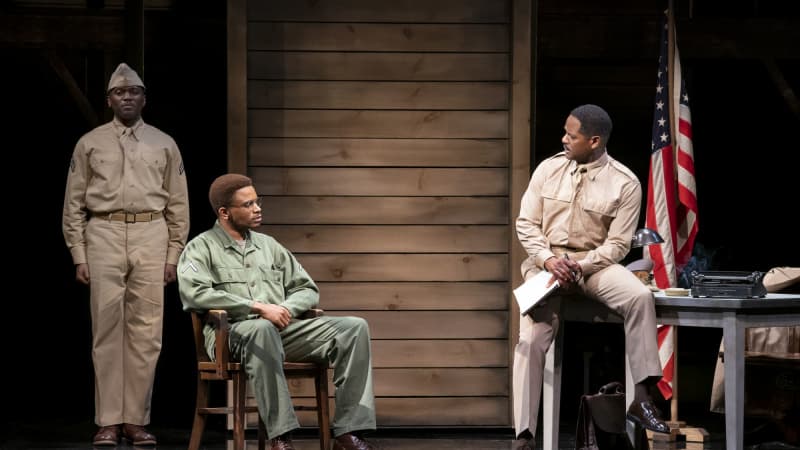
top-left (249, 52), bottom-right (509, 81)
top-left (249, 81), bottom-right (509, 110)
top-left (257, 197), bottom-right (507, 225)
top-left (252, 168), bottom-right (508, 196)
top-left (258, 226), bottom-right (508, 253)
top-left (248, 138), bottom-right (508, 167)
top-left (244, 0), bottom-right (511, 427)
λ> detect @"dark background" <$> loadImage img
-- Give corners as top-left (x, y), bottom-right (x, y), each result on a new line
top-left (1, 0), bottom-right (798, 443)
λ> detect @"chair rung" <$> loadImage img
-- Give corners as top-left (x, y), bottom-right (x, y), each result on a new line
top-left (198, 405), bottom-right (259, 414)
top-left (198, 407), bottom-right (233, 414)
top-left (283, 362), bottom-right (320, 370)
top-left (294, 406), bottom-right (319, 411)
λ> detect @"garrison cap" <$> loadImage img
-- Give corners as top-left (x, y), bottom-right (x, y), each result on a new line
top-left (763, 266), bottom-right (800, 293)
top-left (107, 63), bottom-right (145, 92)
top-left (625, 258), bottom-right (654, 273)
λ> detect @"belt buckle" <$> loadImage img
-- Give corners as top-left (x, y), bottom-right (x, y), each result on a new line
top-left (125, 212), bottom-right (136, 223)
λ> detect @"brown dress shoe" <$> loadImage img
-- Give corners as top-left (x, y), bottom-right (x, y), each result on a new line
top-left (627, 400), bottom-right (670, 434)
top-left (333, 432), bottom-right (375, 450)
top-left (93, 425), bottom-right (121, 446)
top-left (270, 432), bottom-right (296, 450)
top-left (121, 423), bottom-right (157, 446)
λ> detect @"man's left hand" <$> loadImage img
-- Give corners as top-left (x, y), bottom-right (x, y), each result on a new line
top-left (164, 264), bottom-right (178, 285)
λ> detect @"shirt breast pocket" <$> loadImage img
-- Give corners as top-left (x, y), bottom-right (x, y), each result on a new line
top-left (540, 179), bottom-right (571, 202)
top-left (541, 185), bottom-right (571, 213)
top-left (139, 146), bottom-right (167, 176)
top-left (214, 268), bottom-right (249, 294)
top-left (89, 149), bottom-right (123, 180)
top-left (582, 197), bottom-right (619, 224)
top-left (261, 267), bottom-right (284, 285)
top-left (259, 267), bottom-right (285, 302)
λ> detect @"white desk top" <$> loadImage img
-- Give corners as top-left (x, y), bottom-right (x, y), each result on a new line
top-left (653, 291), bottom-right (800, 309)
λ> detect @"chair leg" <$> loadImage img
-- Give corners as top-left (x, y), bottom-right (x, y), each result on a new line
top-left (189, 376), bottom-right (209, 450)
top-left (316, 366), bottom-right (331, 450)
top-left (232, 374), bottom-right (247, 450)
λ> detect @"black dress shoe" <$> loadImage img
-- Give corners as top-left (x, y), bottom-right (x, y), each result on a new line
top-left (270, 432), bottom-right (296, 450)
top-left (627, 400), bottom-right (670, 433)
top-left (333, 432), bottom-right (375, 450)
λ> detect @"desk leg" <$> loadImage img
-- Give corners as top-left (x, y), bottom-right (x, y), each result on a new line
top-left (543, 322), bottom-right (563, 450)
top-left (722, 312), bottom-right (745, 450)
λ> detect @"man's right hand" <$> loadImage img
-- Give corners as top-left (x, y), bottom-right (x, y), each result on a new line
top-left (75, 263), bottom-right (90, 285)
top-left (544, 256), bottom-right (580, 287)
top-left (252, 302), bottom-right (292, 330)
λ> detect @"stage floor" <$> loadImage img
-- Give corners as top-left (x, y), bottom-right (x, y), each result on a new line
top-left (1, 417), bottom-right (794, 450)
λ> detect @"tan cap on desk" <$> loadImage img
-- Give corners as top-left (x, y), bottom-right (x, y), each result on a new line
top-left (763, 267), bottom-right (800, 293)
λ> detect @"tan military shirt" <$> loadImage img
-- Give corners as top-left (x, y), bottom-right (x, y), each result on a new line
top-left (517, 151), bottom-right (641, 277)
top-left (62, 118), bottom-right (189, 265)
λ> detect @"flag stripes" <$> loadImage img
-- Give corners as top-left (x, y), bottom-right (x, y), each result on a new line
top-left (645, 12), bottom-right (698, 401)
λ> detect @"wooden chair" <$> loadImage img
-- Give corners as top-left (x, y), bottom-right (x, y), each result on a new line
top-left (189, 309), bottom-right (331, 450)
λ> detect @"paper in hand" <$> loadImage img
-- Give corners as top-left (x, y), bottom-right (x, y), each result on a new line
top-left (513, 270), bottom-right (560, 316)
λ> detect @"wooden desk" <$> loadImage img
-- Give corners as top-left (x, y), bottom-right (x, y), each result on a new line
top-left (542, 292), bottom-right (800, 450)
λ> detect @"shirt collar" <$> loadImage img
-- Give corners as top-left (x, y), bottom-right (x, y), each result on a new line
top-left (569, 150), bottom-right (609, 180)
top-left (211, 221), bottom-right (262, 252)
top-left (112, 117), bottom-right (144, 139)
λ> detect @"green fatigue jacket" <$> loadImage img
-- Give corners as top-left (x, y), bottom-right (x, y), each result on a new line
top-left (177, 221), bottom-right (319, 355)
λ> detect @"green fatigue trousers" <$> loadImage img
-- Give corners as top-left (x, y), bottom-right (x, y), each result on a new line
top-left (214, 315), bottom-right (376, 439)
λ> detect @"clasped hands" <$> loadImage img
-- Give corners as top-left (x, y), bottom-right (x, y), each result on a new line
top-left (544, 255), bottom-right (582, 287)
top-left (251, 302), bottom-right (292, 330)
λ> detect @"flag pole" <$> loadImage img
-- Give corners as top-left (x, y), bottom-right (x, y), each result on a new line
top-left (666, 0), bottom-right (681, 425)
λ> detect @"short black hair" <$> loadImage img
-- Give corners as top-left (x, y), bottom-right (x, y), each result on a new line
top-left (208, 173), bottom-right (253, 215)
top-left (569, 104), bottom-right (613, 146)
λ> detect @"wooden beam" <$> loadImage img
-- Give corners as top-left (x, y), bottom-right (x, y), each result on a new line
top-left (510, 0), bottom-right (533, 423)
top-left (227, 0), bottom-right (247, 175)
top-left (0, 11), bottom-right (222, 50)
top-left (45, 50), bottom-right (100, 128)
top-left (0, 12), bottom-right (124, 49)
top-left (124, 0), bottom-right (144, 77)
top-left (761, 58), bottom-right (800, 122)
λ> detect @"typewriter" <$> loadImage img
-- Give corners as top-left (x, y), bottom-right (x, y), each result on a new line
top-left (690, 271), bottom-right (767, 298)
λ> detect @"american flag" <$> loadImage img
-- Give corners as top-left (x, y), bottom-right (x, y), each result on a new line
top-left (645, 14), bottom-right (699, 400)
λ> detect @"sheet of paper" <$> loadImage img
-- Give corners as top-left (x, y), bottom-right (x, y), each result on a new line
top-left (513, 270), bottom-right (559, 316)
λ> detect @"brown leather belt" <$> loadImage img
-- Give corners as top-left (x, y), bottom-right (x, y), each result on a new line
top-left (551, 245), bottom-right (582, 254)
top-left (92, 211), bottom-right (163, 223)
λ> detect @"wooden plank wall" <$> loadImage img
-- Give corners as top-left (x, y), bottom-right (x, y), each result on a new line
top-left (233, 0), bottom-right (518, 427)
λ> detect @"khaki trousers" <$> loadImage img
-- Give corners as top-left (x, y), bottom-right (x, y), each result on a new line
top-left (86, 217), bottom-right (168, 426)
top-left (512, 262), bottom-right (663, 437)
top-left (222, 315), bottom-right (377, 439)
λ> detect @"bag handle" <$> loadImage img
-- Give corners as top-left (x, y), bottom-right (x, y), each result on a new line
top-left (598, 381), bottom-right (624, 395)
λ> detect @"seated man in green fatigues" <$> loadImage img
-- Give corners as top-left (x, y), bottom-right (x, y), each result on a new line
top-left (178, 173), bottom-right (376, 450)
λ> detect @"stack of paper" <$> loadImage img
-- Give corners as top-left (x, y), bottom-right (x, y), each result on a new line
top-left (513, 270), bottom-right (560, 316)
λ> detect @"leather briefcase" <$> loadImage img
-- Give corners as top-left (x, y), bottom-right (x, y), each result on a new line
top-left (576, 382), bottom-right (643, 450)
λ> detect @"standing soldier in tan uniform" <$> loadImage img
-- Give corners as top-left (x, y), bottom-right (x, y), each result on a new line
top-left (511, 104), bottom-right (669, 449)
top-left (62, 63), bottom-right (189, 447)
